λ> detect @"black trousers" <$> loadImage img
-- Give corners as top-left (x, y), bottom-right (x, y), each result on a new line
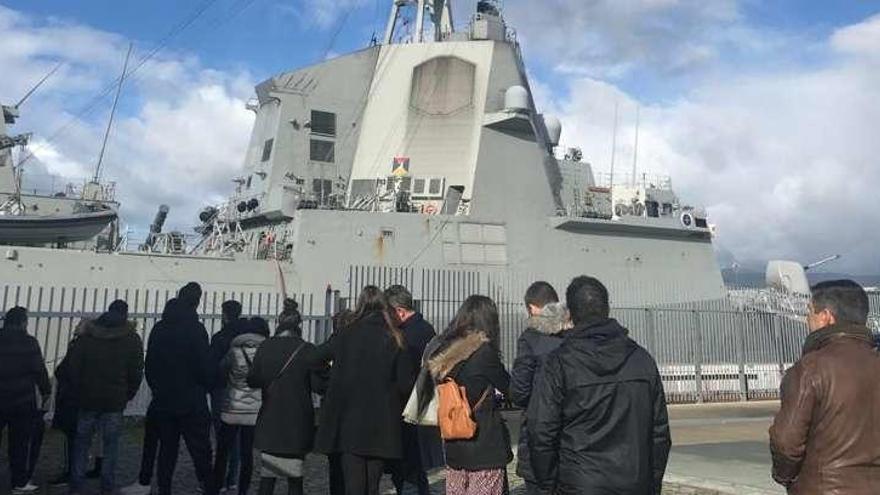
top-left (340, 453), bottom-right (384, 495)
top-left (0, 409), bottom-right (32, 488)
top-left (26, 410), bottom-right (45, 481)
top-left (138, 409), bottom-right (161, 485)
top-left (391, 424), bottom-right (430, 495)
top-left (213, 422), bottom-right (255, 495)
top-left (155, 411), bottom-right (214, 495)
top-left (328, 453), bottom-right (345, 495)
top-left (523, 481), bottom-right (551, 495)
top-left (61, 428), bottom-right (76, 476)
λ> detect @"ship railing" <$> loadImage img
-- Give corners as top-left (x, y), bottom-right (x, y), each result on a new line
top-left (594, 172), bottom-right (673, 191)
top-left (18, 173), bottom-right (118, 202)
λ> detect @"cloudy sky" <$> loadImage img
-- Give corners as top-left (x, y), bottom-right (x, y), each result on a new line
top-left (1, 0), bottom-right (878, 274)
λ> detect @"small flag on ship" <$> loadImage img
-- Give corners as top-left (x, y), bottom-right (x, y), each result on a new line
top-left (391, 157), bottom-right (410, 176)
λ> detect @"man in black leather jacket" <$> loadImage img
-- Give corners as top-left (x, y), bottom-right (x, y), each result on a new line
top-left (528, 276), bottom-right (671, 494)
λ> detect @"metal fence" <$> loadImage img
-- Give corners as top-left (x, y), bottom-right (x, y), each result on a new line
top-left (6, 268), bottom-right (880, 410)
top-left (0, 284), bottom-right (336, 375)
top-left (346, 266), bottom-right (880, 404)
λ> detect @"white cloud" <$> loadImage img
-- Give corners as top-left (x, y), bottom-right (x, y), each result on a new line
top-left (549, 14), bottom-right (880, 274)
top-left (831, 13), bottom-right (880, 58)
top-left (295, 0), bottom-right (369, 29)
top-left (505, 0), bottom-right (741, 78)
top-left (0, 5), bottom-right (255, 236)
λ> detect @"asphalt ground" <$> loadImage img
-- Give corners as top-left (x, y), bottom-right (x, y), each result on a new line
top-left (0, 401), bottom-right (783, 494)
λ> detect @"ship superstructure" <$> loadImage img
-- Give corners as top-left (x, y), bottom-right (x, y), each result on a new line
top-left (0, 0), bottom-right (724, 306)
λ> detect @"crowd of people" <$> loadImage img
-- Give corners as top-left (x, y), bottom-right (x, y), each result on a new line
top-left (0, 276), bottom-right (877, 495)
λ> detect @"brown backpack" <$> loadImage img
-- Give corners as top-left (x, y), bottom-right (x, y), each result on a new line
top-left (437, 378), bottom-right (491, 441)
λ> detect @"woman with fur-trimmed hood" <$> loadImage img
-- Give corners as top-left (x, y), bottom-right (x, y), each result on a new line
top-left (427, 295), bottom-right (512, 495)
top-left (509, 282), bottom-right (569, 495)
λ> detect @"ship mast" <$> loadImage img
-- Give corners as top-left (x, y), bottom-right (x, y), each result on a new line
top-left (93, 42), bottom-right (133, 183)
top-left (384, 0), bottom-right (454, 44)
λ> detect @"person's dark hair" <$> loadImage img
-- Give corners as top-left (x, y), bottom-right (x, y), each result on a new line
top-left (353, 285), bottom-right (404, 348)
top-left (385, 285), bottom-right (415, 312)
top-left (810, 279), bottom-right (869, 325)
top-left (524, 281), bottom-right (558, 308)
top-left (443, 295), bottom-right (501, 350)
top-left (3, 306), bottom-right (28, 330)
top-left (332, 309), bottom-right (355, 334)
top-left (566, 276), bottom-right (610, 325)
top-left (221, 300), bottom-right (242, 320)
top-left (177, 282), bottom-right (202, 309)
top-left (161, 298), bottom-right (178, 319)
top-left (108, 299), bottom-right (129, 320)
top-left (249, 317), bottom-right (271, 338)
top-left (276, 298), bottom-right (302, 336)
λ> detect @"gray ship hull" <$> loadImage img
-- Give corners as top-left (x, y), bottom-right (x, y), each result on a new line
top-left (0, 208), bottom-right (723, 306)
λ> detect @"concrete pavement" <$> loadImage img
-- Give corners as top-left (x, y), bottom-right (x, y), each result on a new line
top-left (1, 401), bottom-right (784, 494)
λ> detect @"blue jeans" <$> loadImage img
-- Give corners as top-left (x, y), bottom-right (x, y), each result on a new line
top-left (71, 411), bottom-right (123, 493)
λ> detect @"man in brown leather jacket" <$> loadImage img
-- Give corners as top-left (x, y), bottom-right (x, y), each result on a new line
top-left (770, 280), bottom-right (880, 494)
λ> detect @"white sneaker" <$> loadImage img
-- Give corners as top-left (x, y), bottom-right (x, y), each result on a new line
top-left (120, 482), bottom-right (153, 495)
top-left (12, 482), bottom-right (39, 494)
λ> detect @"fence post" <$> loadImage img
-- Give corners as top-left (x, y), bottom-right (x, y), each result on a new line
top-left (736, 312), bottom-right (748, 402)
top-left (644, 308), bottom-right (656, 357)
top-left (323, 286), bottom-right (334, 343)
top-left (771, 313), bottom-right (785, 384)
top-left (692, 310), bottom-right (704, 404)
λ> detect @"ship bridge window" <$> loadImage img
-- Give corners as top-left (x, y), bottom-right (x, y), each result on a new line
top-left (261, 138), bottom-right (274, 162)
top-left (429, 178), bottom-right (442, 195)
top-left (310, 110), bottom-right (336, 136)
top-left (384, 176), bottom-right (412, 193)
top-left (310, 139), bottom-right (335, 163)
top-left (411, 177), bottom-right (446, 199)
top-left (413, 178), bottom-right (426, 195)
top-left (313, 179), bottom-right (333, 202)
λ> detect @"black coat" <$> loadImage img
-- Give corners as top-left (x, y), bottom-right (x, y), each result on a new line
top-left (247, 333), bottom-right (319, 457)
top-left (314, 311), bottom-right (414, 459)
top-left (53, 338), bottom-right (80, 432)
top-left (528, 319), bottom-right (671, 495)
top-left (430, 335), bottom-right (513, 471)
top-left (510, 327), bottom-right (564, 483)
top-left (145, 304), bottom-right (214, 415)
top-left (0, 326), bottom-right (50, 413)
top-left (400, 313), bottom-right (436, 373)
top-left (399, 313), bottom-right (443, 474)
top-left (65, 315), bottom-right (144, 413)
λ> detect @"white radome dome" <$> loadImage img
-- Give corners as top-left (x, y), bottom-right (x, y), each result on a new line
top-left (504, 85), bottom-right (529, 112)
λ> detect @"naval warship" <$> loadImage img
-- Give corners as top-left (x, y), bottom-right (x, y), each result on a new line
top-left (0, 0), bottom-right (724, 307)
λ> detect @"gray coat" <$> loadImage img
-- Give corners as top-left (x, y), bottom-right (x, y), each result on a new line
top-left (220, 332), bottom-right (266, 425)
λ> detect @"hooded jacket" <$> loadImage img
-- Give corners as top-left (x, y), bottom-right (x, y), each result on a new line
top-left (0, 324), bottom-right (50, 413)
top-left (219, 331), bottom-right (266, 425)
top-left (770, 323), bottom-right (880, 494)
top-left (66, 312), bottom-right (144, 413)
top-left (528, 318), bottom-right (670, 495)
top-left (428, 332), bottom-right (513, 471)
top-left (145, 301), bottom-right (214, 415)
top-left (510, 302), bottom-right (567, 483)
